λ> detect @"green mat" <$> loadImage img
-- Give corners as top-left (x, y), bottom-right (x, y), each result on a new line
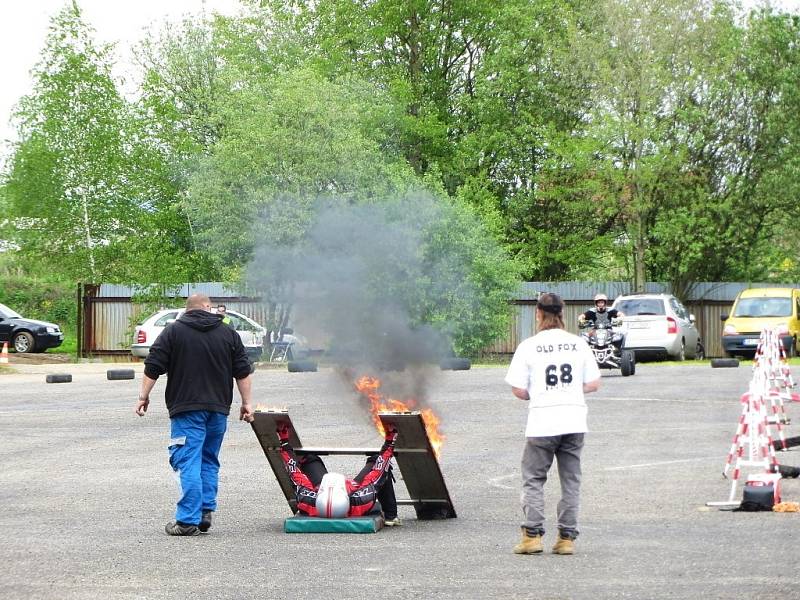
top-left (284, 514), bottom-right (384, 533)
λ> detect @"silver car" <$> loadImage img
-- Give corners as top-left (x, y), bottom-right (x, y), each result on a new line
top-left (612, 294), bottom-right (703, 361)
top-left (131, 308), bottom-right (266, 360)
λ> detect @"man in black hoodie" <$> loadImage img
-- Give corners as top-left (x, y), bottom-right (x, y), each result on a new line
top-left (135, 293), bottom-right (254, 536)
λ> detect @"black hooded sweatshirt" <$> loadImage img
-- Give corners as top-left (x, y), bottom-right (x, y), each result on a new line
top-left (144, 309), bottom-right (253, 418)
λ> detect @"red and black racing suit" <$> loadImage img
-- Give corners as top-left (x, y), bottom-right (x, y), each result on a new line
top-left (278, 430), bottom-right (397, 517)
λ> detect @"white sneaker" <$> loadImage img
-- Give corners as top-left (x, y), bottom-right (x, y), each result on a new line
top-left (384, 517), bottom-right (401, 527)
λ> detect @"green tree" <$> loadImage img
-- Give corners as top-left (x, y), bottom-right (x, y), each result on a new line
top-left (453, 0), bottom-right (601, 280)
top-left (259, 0), bottom-right (504, 181)
top-left (639, 6), bottom-right (800, 293)
top-left (258, 0), bottom-right (597, 282)
top-left (4, 3), bottom-right (215, 285)
top-left (5, 3), bottom-right (137, 280)
top-left (135, 15), bottom-right (228, 154)
top-left (185, 67), bottom-right (421, 276)
top-left (567, 0), bottom-right (730, 291)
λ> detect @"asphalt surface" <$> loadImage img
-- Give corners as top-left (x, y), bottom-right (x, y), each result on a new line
top-left (1, 360), bottom-right (799, 600)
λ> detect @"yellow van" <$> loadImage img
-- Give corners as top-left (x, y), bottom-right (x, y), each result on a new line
top-left (721, 287), bottom-right (800, 357)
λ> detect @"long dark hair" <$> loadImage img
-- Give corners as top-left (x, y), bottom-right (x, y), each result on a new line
top-left (536, 293), bottom-right (565, 331)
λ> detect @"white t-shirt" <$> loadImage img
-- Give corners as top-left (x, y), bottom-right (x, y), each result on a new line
top-left (505, 328), bottom-right (601, 437)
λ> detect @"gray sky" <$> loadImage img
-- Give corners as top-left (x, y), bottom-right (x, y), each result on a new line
top-left (1, 0), bottom-right (799, 161)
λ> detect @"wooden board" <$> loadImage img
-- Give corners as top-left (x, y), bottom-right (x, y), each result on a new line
top-left (250, 409), bottom-right (457, 520)
top-left (250, 409), bottom-right (301, 513)
top-left (379, 412), bottom-right (457, 519)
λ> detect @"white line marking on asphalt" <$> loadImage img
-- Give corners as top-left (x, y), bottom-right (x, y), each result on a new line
top-left (594, 425), bottom-right (719, 433)
top-left (488, 474), bottom-right (516, 490)
top-left (604, 456), bottom-right (719, 471)
top-left (599, 396), bottom-right (733, 404)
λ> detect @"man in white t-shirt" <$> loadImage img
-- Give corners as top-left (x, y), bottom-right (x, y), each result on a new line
top-left (505, 292), bottom-right (601, 556)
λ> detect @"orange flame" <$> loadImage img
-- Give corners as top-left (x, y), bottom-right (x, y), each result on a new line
top-left (354, 375), bottom-right (445, 458)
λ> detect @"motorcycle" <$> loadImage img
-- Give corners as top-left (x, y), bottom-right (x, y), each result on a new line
top-left (579, 318), bottom-right (635, 376)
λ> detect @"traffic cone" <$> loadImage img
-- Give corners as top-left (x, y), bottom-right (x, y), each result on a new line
top-left (0, 342), bottom-right (8, 364)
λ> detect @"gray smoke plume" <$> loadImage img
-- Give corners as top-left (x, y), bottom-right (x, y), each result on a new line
top-left (247, 193), bottom-right (482, 404)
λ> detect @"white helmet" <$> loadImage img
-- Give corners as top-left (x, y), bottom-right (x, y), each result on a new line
top-left (315, 473), bottom-right (349, 518)
top-left (594, 293), bottom-right (608, 304)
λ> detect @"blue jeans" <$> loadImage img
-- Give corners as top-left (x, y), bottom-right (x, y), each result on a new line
top-left (169, 411), bottom-right (228, 525)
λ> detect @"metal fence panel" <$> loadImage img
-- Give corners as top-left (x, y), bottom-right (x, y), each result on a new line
top-left (81, 281), bottom-right (793, 357)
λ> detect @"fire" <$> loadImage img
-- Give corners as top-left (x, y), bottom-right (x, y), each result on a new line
top-left (353, 375), bottom-right (445, 458)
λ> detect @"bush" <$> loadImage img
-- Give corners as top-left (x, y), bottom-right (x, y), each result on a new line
top-left (0, 276), bottom-right (75, 331)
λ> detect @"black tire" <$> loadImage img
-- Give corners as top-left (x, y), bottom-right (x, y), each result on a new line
top-left (440, 358), bottom-right (471, 371)
top-left (46, 373), bottom-right (72, 383)
top-left (107, 368), bottom-right (135, 381)
top-left (787, 337), bottom-right (797, 358)
top-left (287, 360), bottom-right (317, 373)
top-left (711, 358), bottom-right (739, 368)
top-left (620, 350), bottom-right (635, 376)
top-left (674, 340), bottom-right (686, 362)
top-left (13, 331), bottom-right (35, 353)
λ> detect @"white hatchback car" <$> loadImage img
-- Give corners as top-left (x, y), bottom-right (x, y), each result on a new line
top-left (131, 308), bottom-right (266, 360)
top-left (612, 293), bottom-right (703, 361)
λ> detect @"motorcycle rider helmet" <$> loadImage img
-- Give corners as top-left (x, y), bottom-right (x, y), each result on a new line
top-left (594, 293), bottom-right (608, 311)
top-left (315, 472), bottom-right (350, 518)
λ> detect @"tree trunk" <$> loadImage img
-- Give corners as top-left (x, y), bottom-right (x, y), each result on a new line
top-left (81, 193), bottom-right (96, 279)
top-left (633, 218), bottom-right (646, 293)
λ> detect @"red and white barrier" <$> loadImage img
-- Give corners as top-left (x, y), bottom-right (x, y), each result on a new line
top-left (718, 328), bottom-right (795, 504)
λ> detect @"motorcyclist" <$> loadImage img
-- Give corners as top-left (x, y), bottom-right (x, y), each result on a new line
top-left (578, 294), bottom-right (623, 327)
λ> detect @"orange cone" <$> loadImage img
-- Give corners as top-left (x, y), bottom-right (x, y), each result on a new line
top-left (0, 342), bottom-right (8, 364)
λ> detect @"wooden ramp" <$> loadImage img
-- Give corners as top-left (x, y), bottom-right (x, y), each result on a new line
top-left (250, 409), bottom-right (456, 520)
top-left (250, 410), bottom-right (302, 513)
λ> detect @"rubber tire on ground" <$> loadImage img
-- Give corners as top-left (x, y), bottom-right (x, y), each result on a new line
top-left (620, 350), bottom-right (635, 377)
top-left (107, 368), bottom-right (135, 381)
top-left (287, 360), bottom-right (317, 373)
top-left (46, 373), bottom-right (72, 383)
top-left (440, 357), bottom-right (471, 371)
top-left (711, 358), bottom-right (739, 368)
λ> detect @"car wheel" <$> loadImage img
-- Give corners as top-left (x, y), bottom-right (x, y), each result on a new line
top-left (787, 337), bottom-right (797, 358)
top-left (13, 331), bottom-right (35, 353)
top-left (674, 340), bottom-right (685, 362)
top-left (695, 342), bottom-right (705, 360)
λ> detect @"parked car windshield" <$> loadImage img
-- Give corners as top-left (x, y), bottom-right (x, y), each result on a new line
top-left (733, 297), bottom-right (792, 318)
top-left (614, 298), bottom-right (666, 316)
top-left (0, 303), bottom-right (22, 319)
